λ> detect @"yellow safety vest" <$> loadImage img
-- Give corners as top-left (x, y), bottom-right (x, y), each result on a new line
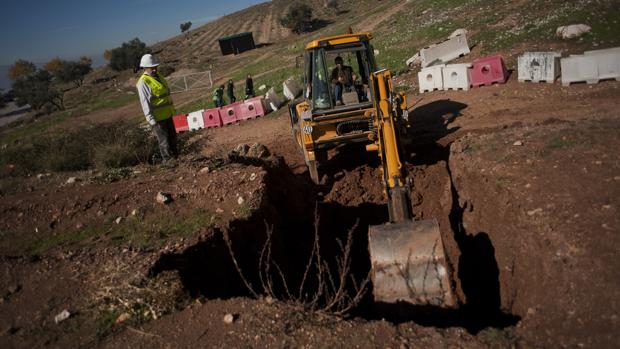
top-left (138, 73), bottom-right (175, 121)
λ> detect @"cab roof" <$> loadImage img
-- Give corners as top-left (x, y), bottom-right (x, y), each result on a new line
top-left (305, 32), bottom-right (373, 50)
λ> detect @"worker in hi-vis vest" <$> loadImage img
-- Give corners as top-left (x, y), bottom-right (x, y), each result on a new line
top-left (136, 54), bottom-right (177, 163)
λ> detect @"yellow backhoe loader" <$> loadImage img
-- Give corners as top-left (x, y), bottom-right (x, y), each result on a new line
top-left (288, 32), bottom-right (456, 307)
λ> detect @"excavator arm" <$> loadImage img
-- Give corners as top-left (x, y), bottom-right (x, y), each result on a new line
top-left (367, 69), bottom-right (411, 222)
top-left (366, 70), bottom-right (457, 308)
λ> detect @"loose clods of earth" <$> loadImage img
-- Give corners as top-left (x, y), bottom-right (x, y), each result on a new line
top-left (156, 191), bottom-right (172, 204)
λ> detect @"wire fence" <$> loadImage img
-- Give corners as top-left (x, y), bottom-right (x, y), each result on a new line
top-left (168, 71), bottom-right (213, 94)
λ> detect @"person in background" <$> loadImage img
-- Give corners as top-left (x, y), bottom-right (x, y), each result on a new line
top-left (245, 74), bottom-right (254, 99)
top-left (136, 54), bottom-right (177, 163)
top-left (213, 84), bottom-right (225, 107)
top-left (227, 79), bottom-right (236, 103)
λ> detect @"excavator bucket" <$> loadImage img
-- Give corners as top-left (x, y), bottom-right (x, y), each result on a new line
top-left (368, 218), bottom-right (457, 308)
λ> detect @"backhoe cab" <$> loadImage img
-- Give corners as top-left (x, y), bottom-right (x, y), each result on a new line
top-left (289, 32), bottom-right (379, 183)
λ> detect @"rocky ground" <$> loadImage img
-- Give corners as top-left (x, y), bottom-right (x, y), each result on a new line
top-left (1, 72), bottom-right (619, 348)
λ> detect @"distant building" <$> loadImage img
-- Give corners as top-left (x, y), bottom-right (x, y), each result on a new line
top-left (218, 32), bottom-right (256, 56)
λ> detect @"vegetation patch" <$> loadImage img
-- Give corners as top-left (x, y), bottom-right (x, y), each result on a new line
top-left (0, 122), bottom-right (157, 176)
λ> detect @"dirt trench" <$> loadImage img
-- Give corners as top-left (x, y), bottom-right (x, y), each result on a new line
top-left (147, 138), bottom-right (525, 334)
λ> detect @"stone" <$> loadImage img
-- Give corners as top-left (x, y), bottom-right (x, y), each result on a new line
top-left (54, 309), bottom-right (71, 324)
top-left (527, 208), bottom-right (543, 216)
top-left (199, 166), bottom-right (210, 174)
top-left (66, 177), bottom-right (78, 184)
top-left (156, 192), bottom-right (172, 204)
top-left (115, 217), bottom-right (123, 224)
top-left (131, 209), bottom-right (138, 216)
top-left (7, 284), bottom-right (20, 294)
top-left (237, 196), bottom-right (245, 205)
top-left (249, 173), bottom-right (257, 181)
top-left (223, 313), bottom-right (235, 324)
top-left (115, 313), bottom-right (131, 324)
top-left (216, 208), bottom-right (224, 214)
top-left (513, 140), bottom-right (523, 146)
top-left (556, 24), bottom-right (591, 39)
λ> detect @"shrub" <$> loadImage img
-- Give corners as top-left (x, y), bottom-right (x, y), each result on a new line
top-left (12, 70), bottom-right (64, 112)
top-left (108, 38), bottom-right (149, 72)
top-left (180, 21), bottom-right (192, 33)
top-left (92, 126), bottom-right (156, 169)
top-left (0, 121), bottom-right (157, 176)
top-left (280, 4), bottom-right (314, 34)
top-left (157, 65), bottom-right (175, 77)
top-left (8, 59), bottom-right (36, 81)
top-left (53, 59), bottom-right (92, 87)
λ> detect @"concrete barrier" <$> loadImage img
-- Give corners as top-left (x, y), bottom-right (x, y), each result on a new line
top-left (283, 77), bottom-right (302, 100)
top-left (442, 63), bottom-right (472, 91)
top-left (220, 103), bottom-right (242, 125)
top-left (418, 65), bottom-right (445, 93)
top-left (561, 50), bottom-right (620, 86)
top-left (518, 52), bottom-right (561, 83)
top-left (202, 108), bottom-right (222, 128)
top-left (264, 87), bottom-right (287, 111)
top-left (470, 55), bottom-right (508, 88)
top-left (239, 97), bottom-right (267, 120)
top-left (584, 47), bottom-right (620, 55)
top-left (187, 110), bottom-right (205, 131)
top-left (172, 114), bottom-right (189, 133)
top-left (420, 35), bottom-right (470, 67)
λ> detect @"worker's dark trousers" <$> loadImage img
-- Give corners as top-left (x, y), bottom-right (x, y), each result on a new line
top-left (152, 118), bottom-right (178, 161)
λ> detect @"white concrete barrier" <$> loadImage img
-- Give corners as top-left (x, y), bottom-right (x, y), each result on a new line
top-left (442, 63), bottom-right (471, 91)
top-left (518, 52), bottom-right (561, 83)
top-left (264, 87), bottom-right (287, 111)
top-left (584, 47), bottom-right (620, 55)
top-left (418, 65), bottom-right (445, 93)
top-left (283, 77), bottom-right (302, 100)
top-left (561, 50), bottom-right (620, 86)
top-left (187, 110), bottom-right (205, 131)
top-left (420, 35), bottom-right (470, 67)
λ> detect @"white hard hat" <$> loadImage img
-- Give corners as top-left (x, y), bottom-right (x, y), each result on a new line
top-left (140, 54), bottom-right (160, 68)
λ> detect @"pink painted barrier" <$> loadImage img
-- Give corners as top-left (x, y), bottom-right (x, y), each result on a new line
top-left (202, 108), bottom-right (222, 128)
top-left (470, 55), bottom-right (508, 87)
top-left (220, 102), bottom-right (242, 125)
top-left (239, 97), bottom-right (267, 121)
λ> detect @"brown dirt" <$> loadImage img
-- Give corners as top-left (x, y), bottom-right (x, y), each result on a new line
top-left (2, 64), bottom-right (620, 348)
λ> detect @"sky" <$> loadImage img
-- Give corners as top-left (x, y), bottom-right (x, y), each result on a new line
top-left (0, 0), bottom-right (266, 66)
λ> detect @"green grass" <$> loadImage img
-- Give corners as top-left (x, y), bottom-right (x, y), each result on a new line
top-left (0, 109), bottom-right (73, 145)
top-left (96, 309), bottom-right (121, 340)
top-left (177, 98), bottom-right (216, 114)
top-left (546, 137), bottom-right (577, 150)
top-left (20, 208), bottom-right (216, 255)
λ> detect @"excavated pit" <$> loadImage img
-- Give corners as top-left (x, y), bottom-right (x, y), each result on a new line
top-left (151, 104), bottom-right (522, 332)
